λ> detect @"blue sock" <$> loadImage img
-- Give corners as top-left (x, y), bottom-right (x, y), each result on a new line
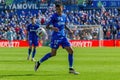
top-left (32, 48), bottom-right (36, 58)
top-left (68, 54), bottom-right (73, 68)
top-left (28, 48), bottom-right (32, 56)
top-left (39, 53), bottom-right (51, 63)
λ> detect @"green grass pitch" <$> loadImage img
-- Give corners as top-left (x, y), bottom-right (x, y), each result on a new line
top-left (0, 47), bottom-right (120, 80)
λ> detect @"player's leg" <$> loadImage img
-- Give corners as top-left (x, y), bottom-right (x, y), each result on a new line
top-left (31, 46), bottom-right (37, 61)
top-left (62, 37), bottom-right (79, 74)
top-left (34, 48), bottom-right (57, 71)
top-left (61, 37), bottom-right (73, 68)
top-left (8, 40), bottom-right (12, 48)
top-left (10, 40), bottom-right (13, 47)
top-left (34, 38), bottom-right (59, 71)
top-left (40, 48), bottom-right (57, 63)
top-left (64, 46), bottom-right (74, 68)
top-left (39, 38), bottom-right (59, 63)
top-left (64, 46), bottom-right (79, 75)
top-left (27, 40), bottom-right (33, 60)
top-left (8, 38), bottom-right (13, 48)
top-left (27, 46), bottom-right (32, 60)
top-left (31, 38), bottom-right (39, 61)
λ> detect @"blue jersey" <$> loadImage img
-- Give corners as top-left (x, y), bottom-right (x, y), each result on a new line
top-left (48, 13), bottom-right (67, 38)
top-left (47, 13), bottom-right (70, 49)
top-left (27, 23), bottom-right (39, 46)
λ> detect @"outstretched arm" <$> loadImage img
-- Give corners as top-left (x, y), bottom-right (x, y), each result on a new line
top-left (46, 24), bottom-right (59, 32)
top-left (65, 25), bottom-right (73, 34)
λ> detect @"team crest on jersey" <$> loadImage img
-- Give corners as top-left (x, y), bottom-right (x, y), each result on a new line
top-left (58, 17), bottom-right (63, 21)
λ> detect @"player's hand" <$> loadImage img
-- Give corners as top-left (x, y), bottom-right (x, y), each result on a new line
top-left (69, 30), bottom-right (73, 34)
top-left (69, 30), bottom-right (75, 38)
top-left (52, 27), bottom-right (59, 32)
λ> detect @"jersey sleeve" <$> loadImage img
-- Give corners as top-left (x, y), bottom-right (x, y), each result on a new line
top-left (65, 15), bottom-right (69, 24)
top-left (26, 24), bottom-right (30, 32)
top-left (47, 15), bottom-right (54, 25)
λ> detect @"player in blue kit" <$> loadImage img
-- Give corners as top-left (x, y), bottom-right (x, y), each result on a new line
top-left (34, 3), bottom-right (79, 74)
top-left (27, 17), bottom-right (39, 61)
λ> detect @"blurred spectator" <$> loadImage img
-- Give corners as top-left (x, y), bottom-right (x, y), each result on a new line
top-left (86, 32), bottom-right (92, 40)
top-left (0, 2), bottom-right (120, 40)
top-left (6, 27), bottom-right (14, 47)
top-left (0, 0), bottom-right (5, 4)
top-left (106, 28), bottom-right (111, 39)
top-left (117, 29), bottom-right (120, 39)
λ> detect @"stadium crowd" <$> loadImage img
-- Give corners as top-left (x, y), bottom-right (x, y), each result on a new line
top-left (0, 3), bottom-right (120, 40)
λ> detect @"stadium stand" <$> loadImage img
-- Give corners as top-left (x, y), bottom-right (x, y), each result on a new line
top-left (0, 0), bottom-right (120, 40)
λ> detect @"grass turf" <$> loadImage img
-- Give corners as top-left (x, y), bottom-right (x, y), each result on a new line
top-left (0, 47), bottom-right (120, 80)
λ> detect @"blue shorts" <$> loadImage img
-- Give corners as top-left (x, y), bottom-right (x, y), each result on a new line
top-left (28, 37), bottom-right (39, 46)
top-left (50, 36), bottom-right (71, 49)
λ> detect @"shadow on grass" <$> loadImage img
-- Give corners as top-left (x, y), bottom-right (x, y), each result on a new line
top-left (0, 60), bottom-right (29, 63)
top-left (0, 74), bottom-right (34, 77)
top-left (0, 74), bottom-right (34, 79)
top-left (0, 73), bottom-right (66, 79)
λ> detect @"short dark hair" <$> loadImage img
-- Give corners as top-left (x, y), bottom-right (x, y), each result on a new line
top-left (55, 3), bottom-right (63, 7)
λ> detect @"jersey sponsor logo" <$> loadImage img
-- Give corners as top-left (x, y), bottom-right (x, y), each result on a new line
top-left (58, 17), bottom-right (63, 21)
top-left (70, 41), bottom-right (92, 47)
top-left (0, 41), bottom-right (19, 47)
top-left (58, 22), bottom-right (65, 26)
top-left (30, 29), bottom-right (36, 32)
top-left (57, 17), bottom-right (65, 26)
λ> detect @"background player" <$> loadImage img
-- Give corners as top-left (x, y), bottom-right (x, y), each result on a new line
top-left (34, 3), bottom-right (79, 75)
top-left (6, 27), bottom-right (14, 47)
top-left (26, 17), bottom-right (40, 61)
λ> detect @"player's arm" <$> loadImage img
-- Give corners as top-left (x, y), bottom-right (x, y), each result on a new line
top-left (26, 30), bottom-right (28, 40)
top-left (65, 25), bottom-right (75, 38)
top-left (65, 25), bottom-right (73, 34)
top-left (46, 14), bottom-right (59, 32)
top-left (65, 16), bottom-right (73, 34)
top-left (26, 25), bottom-right (29, 40)
top-left (46, 24), bottom-right (52, 29)
top-left (46, 24), bottom-right (59, 32)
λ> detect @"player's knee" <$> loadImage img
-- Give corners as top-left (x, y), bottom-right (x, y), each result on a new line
top-left (29, 46), bottom-right (32, 49)
top-left (68, 48), bottom-right (73, 54)
top-left (33, 47), bottom-right (36, 49)
top-left (51, 52), bottom-right (57, 56)
top-left (70, 49), bottom-right (73, 54)
top-left (51, 54), bottom-right (56, 56)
